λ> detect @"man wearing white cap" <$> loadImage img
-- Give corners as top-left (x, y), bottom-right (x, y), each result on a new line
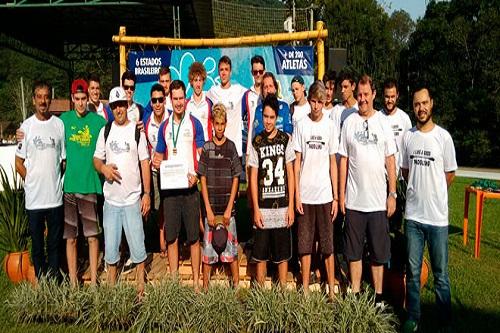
top-left (93, 87), bottom-right (151, 298)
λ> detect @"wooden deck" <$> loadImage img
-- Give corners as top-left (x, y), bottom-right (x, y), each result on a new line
top-left (82, 244), bottom-right (298, 288)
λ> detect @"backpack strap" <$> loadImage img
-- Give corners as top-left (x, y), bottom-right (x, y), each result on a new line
top-left (104, 122), bottom-right (112, 143)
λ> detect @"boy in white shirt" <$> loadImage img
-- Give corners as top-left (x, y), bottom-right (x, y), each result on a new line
top-left (93, 87), bottom-right (151, 298)
top-left (294, 81), bottom-right (339, 298)
top-left (15, 80), bottom-right (65, 281)
top-left (207, 56), bottom-right (247, 157)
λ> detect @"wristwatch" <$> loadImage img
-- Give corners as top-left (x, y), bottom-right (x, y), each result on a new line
top-left (388, 192), bottom-right (397, 199)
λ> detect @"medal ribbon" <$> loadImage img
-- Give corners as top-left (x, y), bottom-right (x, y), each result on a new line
top-left (171, 112), bottom-right (185, 152)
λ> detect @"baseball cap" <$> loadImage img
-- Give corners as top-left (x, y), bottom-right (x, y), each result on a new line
top-left (212, 223), bottom-right (228, 256)
top-left (71, 79), bottom-right (88, 94)
top-left (108, 86), bottom-right (127, 104)
top-left (291, 75), bottom-right (304, 85)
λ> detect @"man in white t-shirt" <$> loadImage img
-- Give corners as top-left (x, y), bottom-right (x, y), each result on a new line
top-left (380, 78), bottom-right (413, 233)
top-left (93, 86), bottom-right (151, 298)
top-left (380, 78), bottom-right (412, 176)
top-left (401, 86), bottom-right (457, 333)
top-left (207, 56), bottom-right (247, 157)
top-left (121, 71), bottom-right (145, 124)
top-left (290, 75), bottom-right (311, 125)
top-left (339, 74), bottom-right (397, 305)
top-left (186, 61), bottom-right (212, 141)
top-left (294, 81), bottom-right (339, 299)
top-left (15, 80), bottom-right (65, 281)
top-left (144, 67), bottom-right (173, 123)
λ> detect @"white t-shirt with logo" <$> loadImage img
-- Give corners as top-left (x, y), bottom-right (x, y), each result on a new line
top-left (380, 107), bottom-right (412, 175)
top-left (186, 92), bottom-right (212, 141)
top-left (94, 121), bottom-right (149, 207)
top-left (291, 102), bottom-right (311, 126)
top-left (293, 115), bottom-right (338, 204)
top-left (207, 84), bottom-right (246, 156)
top-left (16, 115), bottom-right (65, 210)
top-left (339, 111), bottom-right (397, 212)
top-left (402, 125), bottom-right (457, 226)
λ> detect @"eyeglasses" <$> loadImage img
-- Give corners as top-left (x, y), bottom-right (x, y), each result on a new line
top-left (252, 70), bottom-right (264, 76)
top-left (363, 119), bottom-right (369, 139)
top-left (151, 97), bottom-right (164, 104)
top-left (123, 85), bottom-right (135, 91)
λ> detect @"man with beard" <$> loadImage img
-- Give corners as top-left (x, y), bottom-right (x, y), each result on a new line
top-left (401, 85), bottom-right (456, 333)
top-left (380, 78), bottom-right (412, 177)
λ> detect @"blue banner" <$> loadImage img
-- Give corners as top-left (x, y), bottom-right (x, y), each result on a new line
top-left (129, 46), bottom-right (314, 107)
top-left (273, 46), bottom-right (314, 75)
top-left (128, 50), bottom-right (171, 83)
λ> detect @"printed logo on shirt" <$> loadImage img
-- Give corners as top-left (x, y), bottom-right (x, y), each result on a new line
top-left (305, 135), bottom-right (325, 150)
top-left (391, 124), bottom-right (403, 137)
top-left (69, 125), bottom-right (92, 147)
top-left (33, 136), bottom-right (56, 150)
top-left (410, 149), bottom-right (434, 167)
top-left (354, 129), bottom-right (378, 145)
top-left (109, 140), bottom-right (130, 154)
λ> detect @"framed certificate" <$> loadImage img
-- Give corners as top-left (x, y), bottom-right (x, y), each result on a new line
top-left (160, 159), bottom-right (188, 190)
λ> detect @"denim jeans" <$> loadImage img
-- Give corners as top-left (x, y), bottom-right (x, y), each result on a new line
top-left (405, 219), bottom-right (451, 325)
top-left (103, 200), bottom-right (146, 265)
top-left (27, 205), bottom-right (64, 280)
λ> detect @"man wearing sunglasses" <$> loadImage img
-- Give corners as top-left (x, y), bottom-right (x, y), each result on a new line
top-left (242, 55), bottom-right (265, 160)
top-left (339, 74), bottom-right (397, 308)
top-left (121, 71), bottom-right (145, 126)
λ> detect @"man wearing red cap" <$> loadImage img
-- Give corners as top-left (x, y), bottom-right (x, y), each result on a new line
top-left (60, 79), bottom-right (107, 286)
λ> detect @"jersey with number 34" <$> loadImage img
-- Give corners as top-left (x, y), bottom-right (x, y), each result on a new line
top-left (249, 130), bottom-right (295, 209)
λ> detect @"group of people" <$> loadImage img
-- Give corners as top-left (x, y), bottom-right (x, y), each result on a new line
top-left (15, 54), bottom-right (456, 332)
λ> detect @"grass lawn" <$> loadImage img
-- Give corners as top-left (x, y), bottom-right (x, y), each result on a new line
top-left (0, 176), bottom-right (499, 332)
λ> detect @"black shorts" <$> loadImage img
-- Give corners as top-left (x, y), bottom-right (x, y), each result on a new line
top-left (297, 202), bottom-right (334, 256)
top-left (162, 187), bottom-right (200, 245)
top-left (252, 227), bottom-right (292, 264)
top-left (343, 209), bottom-right (390, 264)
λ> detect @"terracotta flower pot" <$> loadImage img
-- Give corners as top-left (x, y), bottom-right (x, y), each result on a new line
top-left (383, 258), bottom-right (430, 308)
top-left (3, 250), bottom-right (35, 284)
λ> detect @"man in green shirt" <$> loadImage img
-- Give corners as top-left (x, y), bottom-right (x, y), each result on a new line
top-left (60, 79), bottom-right (107, 286)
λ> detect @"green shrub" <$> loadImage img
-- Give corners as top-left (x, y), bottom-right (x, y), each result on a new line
top-left (132, 277), bottom-right (196, 332)
top-left (5, 277), bottom-right (88, 324)
top-left (190, 285), bottom-right (245, 333)
top-left (80, 283), bottom-right (138, 331)
top-left (331, 292), bottom-right (398, 333)
top-left (5, 278), bottom-right (399, 332)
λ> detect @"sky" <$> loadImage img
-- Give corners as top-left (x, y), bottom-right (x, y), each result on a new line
top-left (377, 0), bottom-right (428, 21)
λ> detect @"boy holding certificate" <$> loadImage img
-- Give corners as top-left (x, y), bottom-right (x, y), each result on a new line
top-left (198, 104), bottom-right (242, 290)
top-left (153, 80), bottom-right (205, 291)
top-left (248, 94), bottom-right (295, 287)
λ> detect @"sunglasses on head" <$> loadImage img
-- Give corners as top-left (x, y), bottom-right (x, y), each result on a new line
top-left (123, 84), bottom-right (135, 91)
top-left (151, 97), bottom-right (164, 104)
top-left (252, 70), bottom-right (264, 76)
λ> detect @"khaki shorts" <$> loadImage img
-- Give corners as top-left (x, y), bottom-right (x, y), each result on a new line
top-left (63, 193), bottom-right (101, 239)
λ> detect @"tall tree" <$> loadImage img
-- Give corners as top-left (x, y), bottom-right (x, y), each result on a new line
top-left (407, 0), bottom-right (500, 166)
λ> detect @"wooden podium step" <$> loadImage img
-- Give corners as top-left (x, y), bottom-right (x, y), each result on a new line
top-left (82, 244), bottom-right (298, 287)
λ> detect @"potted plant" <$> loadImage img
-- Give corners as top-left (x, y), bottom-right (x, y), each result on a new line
top-left (0, 166), bottom-right (34, 283)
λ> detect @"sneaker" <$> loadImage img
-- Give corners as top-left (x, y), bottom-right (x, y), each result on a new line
top-left (402, 320), bottom-right (419, 333)
top-left (121, 258), bottom-right (136, 274)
